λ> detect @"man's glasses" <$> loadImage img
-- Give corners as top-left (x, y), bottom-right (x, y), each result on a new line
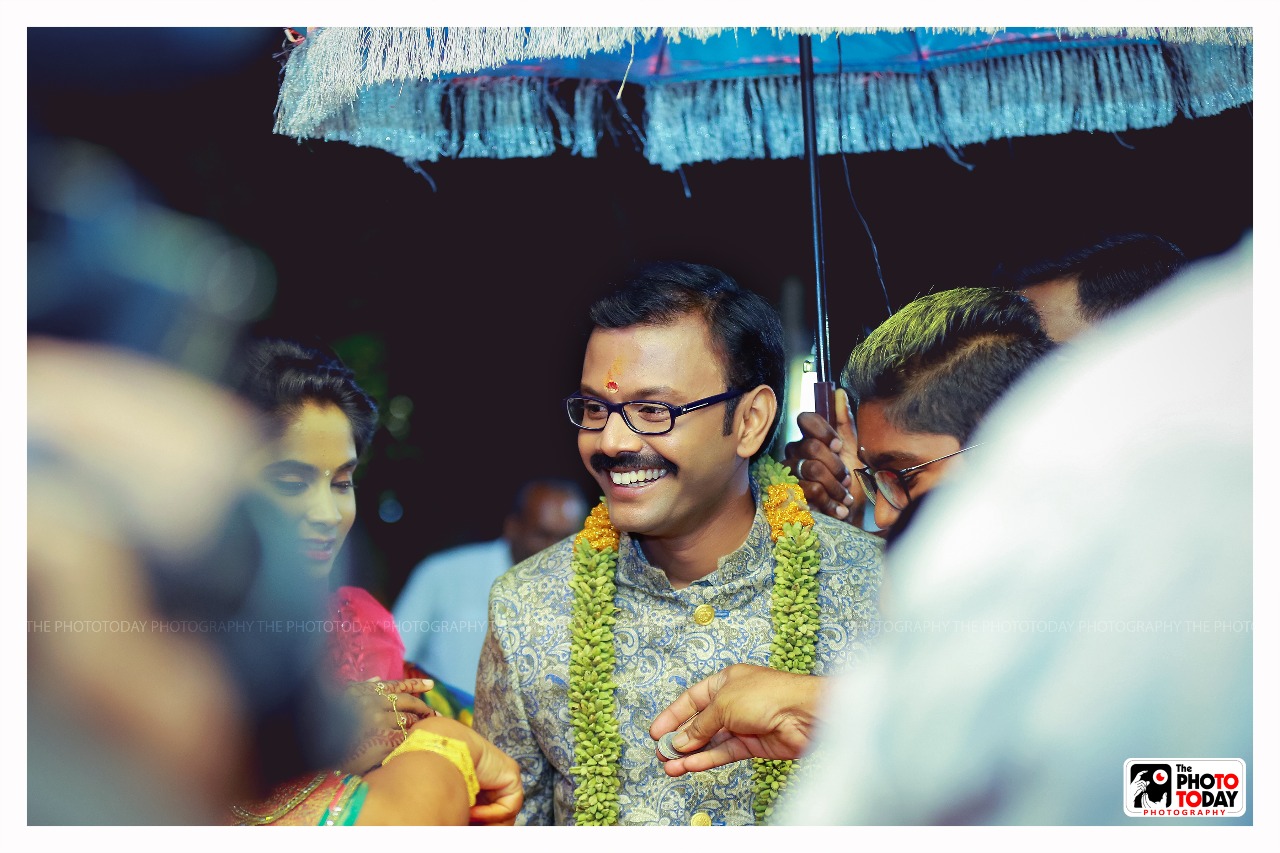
top-left (854, 444), bottom-right (982, 510)
top-left (564, 389), bottom-right (744, 436)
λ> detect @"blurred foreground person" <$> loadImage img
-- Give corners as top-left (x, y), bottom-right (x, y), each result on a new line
top-left (28, 339), bottom-right (260, 823)
top-left (776, 237), bottom-right (1252, 825)
top-left (27, 137), bottom-right (353, 824)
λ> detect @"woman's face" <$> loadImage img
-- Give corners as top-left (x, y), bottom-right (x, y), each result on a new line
top-left (248, 400), bottom-right (358, 575)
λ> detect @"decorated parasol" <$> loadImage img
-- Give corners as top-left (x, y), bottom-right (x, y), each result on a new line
top-left (273, 26), bottom-right (1252, 406)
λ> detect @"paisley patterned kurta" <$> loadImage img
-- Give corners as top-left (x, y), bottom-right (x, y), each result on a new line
top-left (475, 491), bottom-right (882, 825)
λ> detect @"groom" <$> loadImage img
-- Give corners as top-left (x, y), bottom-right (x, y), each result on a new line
top-left (475, 261), bottom-right (882, 825)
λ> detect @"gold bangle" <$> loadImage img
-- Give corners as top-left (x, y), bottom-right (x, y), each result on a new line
top-left (382, 729), bottom-right (479, 806)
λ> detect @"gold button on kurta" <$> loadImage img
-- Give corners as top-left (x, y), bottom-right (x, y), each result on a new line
top-left (693, 604), bottom-right (716, 625)
top-left (690, 811), bottom-right (712, 826)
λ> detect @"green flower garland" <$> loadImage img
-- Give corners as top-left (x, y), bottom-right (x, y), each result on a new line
top-left (751, 456), bottom-right (822, 822)
top-left (568, 456), bottom-right (821, 825)
top-left (567, 501), bottom-right (624, 826)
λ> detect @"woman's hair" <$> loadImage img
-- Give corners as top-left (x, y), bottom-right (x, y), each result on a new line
top-left (235, 338), bottom-right (379, 456)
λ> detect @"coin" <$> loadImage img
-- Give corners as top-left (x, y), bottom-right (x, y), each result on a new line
top-left (657, 731), bottom-right (683, 761)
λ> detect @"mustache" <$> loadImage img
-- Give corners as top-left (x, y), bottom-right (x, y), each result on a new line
top-left (589, 451), bottom-right (678, 477)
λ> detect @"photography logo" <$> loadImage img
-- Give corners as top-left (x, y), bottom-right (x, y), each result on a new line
top-left (1124, 758), bottom-right (1246, 818)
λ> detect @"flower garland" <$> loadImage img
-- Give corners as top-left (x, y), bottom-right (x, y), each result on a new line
top-left (751, 457), bottom-right (821, 822)
top-left (567, 497), bottom-right (624, 826)
top-left (568, 456), bottom-right (819, 825)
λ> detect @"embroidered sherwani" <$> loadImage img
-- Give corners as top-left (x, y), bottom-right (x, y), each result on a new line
top-left (475, 487), bottom-right (882, 825)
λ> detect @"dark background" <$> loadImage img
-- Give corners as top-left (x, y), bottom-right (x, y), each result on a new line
top-left (27, 27), bottom-right (1254, 603)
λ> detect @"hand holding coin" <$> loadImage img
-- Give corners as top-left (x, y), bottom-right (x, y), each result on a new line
top-left (649, 664), bottom-right (826, 776)
top-left (656, 711), bottom-right (702, 760)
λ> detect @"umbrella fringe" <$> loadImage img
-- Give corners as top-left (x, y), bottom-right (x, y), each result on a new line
top-left (275, 38), bottom-right (1251, 172)
top-left (274, 26), bottom-right (661, 135)
top-left (644, 42), bottom-right (1252, 170)
top-left (275, 27), bottom-right (1252, 137)
top-left (280, 28), bottom-right (1252, 110)
top-left (277, 72), bottom-right (612, 163)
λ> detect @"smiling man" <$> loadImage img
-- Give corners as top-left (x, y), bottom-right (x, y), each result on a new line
top-left (474, 262), bottom-right (882, 825)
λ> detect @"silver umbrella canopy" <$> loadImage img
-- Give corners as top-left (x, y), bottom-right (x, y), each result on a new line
top-left (275, 26), bottom-right (1252, 392)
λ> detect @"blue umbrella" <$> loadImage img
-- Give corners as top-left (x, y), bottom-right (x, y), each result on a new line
top-left (274, 26), bottom-right (1252, 396)
top-left (275, 26), bottom-right (1251, 170)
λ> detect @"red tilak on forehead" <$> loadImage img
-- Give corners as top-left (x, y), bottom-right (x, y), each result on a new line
top-left (604, 358), bottom-right (622, 393)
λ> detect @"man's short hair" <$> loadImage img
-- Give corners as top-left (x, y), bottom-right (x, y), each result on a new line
top-left (841, 287), bottom-right (1052, 444)
top-left (1013, 233), bottom-right (1187, 321)
top-left (588, 261), bottom-right (786, 459)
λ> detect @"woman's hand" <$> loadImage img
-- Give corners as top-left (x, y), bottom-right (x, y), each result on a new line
top-left (339, 677), bottom-right (435, 773)
top-left (412, 716), bottom-right (524, 825)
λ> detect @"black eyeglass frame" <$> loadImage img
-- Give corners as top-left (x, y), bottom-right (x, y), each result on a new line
top-left (854, 444), bottom-right (983, 510)
top-left (564, 389), bottom-right (745, 436)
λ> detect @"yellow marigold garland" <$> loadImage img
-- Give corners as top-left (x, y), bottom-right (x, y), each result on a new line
top-left (568, 458), bottom-right (820, 825)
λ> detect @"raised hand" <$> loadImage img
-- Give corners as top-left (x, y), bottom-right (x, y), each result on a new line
top-left (781, 389), bottom-right (865, 524)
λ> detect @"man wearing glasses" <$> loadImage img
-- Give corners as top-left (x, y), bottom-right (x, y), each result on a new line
top-left (651, 286), bottom-right (1052, 779)
top-left (835, 286), bottom-right (1052, 533)
top-left (474, 262), bottom-right (883, 825)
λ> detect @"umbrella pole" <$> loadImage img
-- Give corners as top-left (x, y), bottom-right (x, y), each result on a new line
top-left (799, 35), bottom-right (836, 424)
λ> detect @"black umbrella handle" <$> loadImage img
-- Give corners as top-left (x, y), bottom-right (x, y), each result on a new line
top-left (813, 380), bottom-right (836, 425)
top-left (799, 35), bottom-right (836, 426)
